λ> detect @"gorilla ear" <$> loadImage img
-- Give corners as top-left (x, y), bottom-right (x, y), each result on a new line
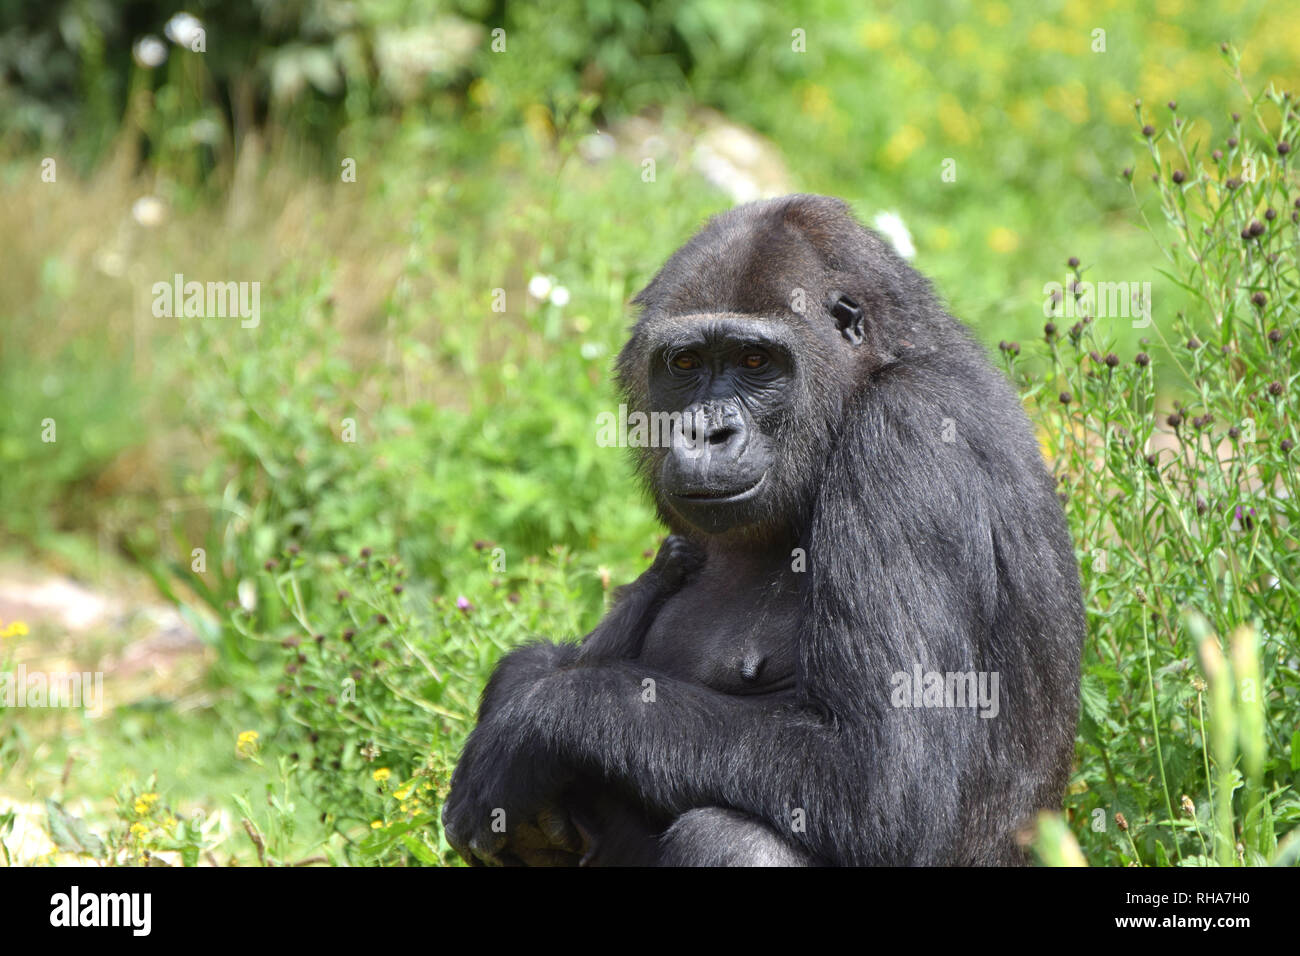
top-left (830, 294), bottom-right (865, 345)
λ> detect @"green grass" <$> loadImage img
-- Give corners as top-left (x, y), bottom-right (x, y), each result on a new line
top-left (1, 2), bottom-right (1297, 865)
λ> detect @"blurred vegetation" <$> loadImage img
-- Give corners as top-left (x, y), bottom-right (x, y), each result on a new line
top-left (0, 1), bottom-right (1296, 865)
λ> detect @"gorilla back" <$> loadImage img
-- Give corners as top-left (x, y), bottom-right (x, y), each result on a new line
top-left (443, 194), bottom-right (1085, 866)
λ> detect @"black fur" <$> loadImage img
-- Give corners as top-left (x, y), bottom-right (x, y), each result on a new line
top-left (442, 195), bottom-right (1084, 866)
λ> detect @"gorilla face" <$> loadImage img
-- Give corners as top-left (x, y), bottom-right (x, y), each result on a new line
top-left (647, 316), bottom-right (788, 532)
top-left (636, 311), bottom-right (850, 535)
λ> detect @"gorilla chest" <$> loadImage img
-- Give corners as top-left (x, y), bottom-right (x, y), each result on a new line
top-left (637, 579), bottom-right (800, 695)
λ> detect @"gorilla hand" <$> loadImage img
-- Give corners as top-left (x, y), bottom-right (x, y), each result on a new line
top-left (442, 702), bottom-right (583, 866)
top-left (579, 533), bottom-right (705, 662)
top-left (646, 533), bottom-right (706, 591)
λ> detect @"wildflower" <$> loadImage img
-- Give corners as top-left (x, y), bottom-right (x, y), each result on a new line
top-left (1181, 795), bottom-right (1195, 817)
top-left (373, 768), bottom-right (392, 783)
top-left (130, 196), bottom-right (167, 227)
top-left (456, 595), bottom-right (473, 613)
top-left (394, 785), bottom-right (413, 801)
top-left (871, 212), bottom-right (916, 259)
top-left (130, 822), bottom-right (150, 838)
top-left (1171, 170), bottom-right (1185, 184)
top-left (1115, 812), bottom-right (1129, 831)
top-left (0, 619), bottom-right (30, 639)
top-left (371, 820), bottom-right (384, 829)
top-left (527, 275), bottom-right (554, 300)
top-left (134, 793), bottom-right (159, 816)
top-left (236, 730), bottom-right (260, 759)
top-left (164, 13), bottom-right (205, 49)
top-left (1134, 352), bottom-right (1150, 367)
top-left (132, 36), bottom-right (167, 69)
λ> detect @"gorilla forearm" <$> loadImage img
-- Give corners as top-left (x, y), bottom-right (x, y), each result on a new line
top-left (498, 660), bottom-right (968, 865)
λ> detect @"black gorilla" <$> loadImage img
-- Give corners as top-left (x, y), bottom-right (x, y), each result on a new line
top-left (442, 194), bottom-right (1084, 866)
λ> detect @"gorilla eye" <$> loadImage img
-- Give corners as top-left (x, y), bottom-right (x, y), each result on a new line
top-left (672, 353), bottom-right (701, 371)
top-left (740, 352), bottom-right (768, 370)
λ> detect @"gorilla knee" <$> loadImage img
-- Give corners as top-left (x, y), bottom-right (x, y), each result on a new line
top-left (659, 808), bottom-right (812, 867)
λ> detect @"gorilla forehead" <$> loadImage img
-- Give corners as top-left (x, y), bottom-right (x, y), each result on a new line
top-left (632, 194), bottom-right (900, 321)
top-left (635, 313), bottom-right (809, 355)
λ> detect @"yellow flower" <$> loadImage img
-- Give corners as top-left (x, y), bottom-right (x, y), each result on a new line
top-left (236, 730), bottom-right (260, 759)
top-left (130, 821), bottom-right (149, 838)
top-left (133, 792), bottom-right (159, 816)
top-left (800, 83), bottom-right (832, 120)
top-left (370, 820), bottom-right (384, 829)
top-left (881, 124), bottom-right (926, 168)
top-left (987, 227), bottom-right (1020, 254)
top-left (393, 785), bottom-right (412, 801)
top-left (0, 619), bottom-right (30, 639)
top-left (857, 19), bottom-right (897, 50)
top-left (372, 767), bottom-right (392, 783)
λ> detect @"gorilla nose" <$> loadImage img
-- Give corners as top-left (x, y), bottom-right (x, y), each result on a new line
top-left (705, 422), bottom-right (740, 448)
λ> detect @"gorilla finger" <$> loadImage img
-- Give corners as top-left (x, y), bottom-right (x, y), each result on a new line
top-left (537, 806), bottom-right (582, 852)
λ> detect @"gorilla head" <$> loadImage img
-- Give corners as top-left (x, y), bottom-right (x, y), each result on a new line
top-left (616, 194), bottom-right (950, 537)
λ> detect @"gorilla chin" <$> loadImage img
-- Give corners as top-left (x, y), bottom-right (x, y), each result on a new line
top-left (664, 471), bottom-right (769, 533)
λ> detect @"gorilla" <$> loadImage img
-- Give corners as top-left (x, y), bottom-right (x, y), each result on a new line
top-left (442, 194), bottom-right (1084, 866)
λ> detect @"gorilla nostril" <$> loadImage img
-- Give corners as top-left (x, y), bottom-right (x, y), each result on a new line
top-left (708, 426), bottom-right (737, 446)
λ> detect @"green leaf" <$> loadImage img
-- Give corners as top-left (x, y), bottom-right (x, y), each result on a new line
top-left (45, 800), bottom-right (107, 858)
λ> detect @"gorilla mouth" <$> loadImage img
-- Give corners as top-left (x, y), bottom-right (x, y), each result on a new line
top-left (674, 472), bottom-right (766, 503)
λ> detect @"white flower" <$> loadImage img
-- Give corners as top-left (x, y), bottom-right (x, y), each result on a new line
top-left (164, 13), bottom-right (205, 49)
top-left (549, 285), bottom-right (570, 307)
top-left (132, 36), bottom-right (168, 69)
top-left (527, 274), bottom-right (553, 300)
top-left (131, 196), bottom-right (167, 228)
top-left (580, 342), bottom-right (602, 360)
top-left (872, 211), bottom-right (916, 259)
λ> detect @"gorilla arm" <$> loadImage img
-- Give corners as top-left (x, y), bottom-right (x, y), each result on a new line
top-left (476, 534), bottom-right (704, 725)
top-left (452, 534), bottom-right (704, 864)
top-left (442, 657), bottom-right (976, 866)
